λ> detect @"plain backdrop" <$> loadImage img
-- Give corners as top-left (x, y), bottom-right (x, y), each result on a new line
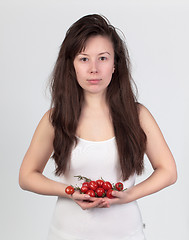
top-left (0, 0), bottom-right (189, 239)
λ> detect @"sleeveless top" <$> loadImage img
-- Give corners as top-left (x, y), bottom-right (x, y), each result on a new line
top-left (47, 136), bottom-right (145, 240)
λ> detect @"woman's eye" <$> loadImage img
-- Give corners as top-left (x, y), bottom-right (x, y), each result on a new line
top-left (80, 57), bottom-right (88, 62)
top-left (99, 56), bottom-right (107, 61)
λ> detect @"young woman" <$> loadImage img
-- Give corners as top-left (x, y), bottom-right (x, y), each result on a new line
top-left (19, 14), bottom-right (177, 240)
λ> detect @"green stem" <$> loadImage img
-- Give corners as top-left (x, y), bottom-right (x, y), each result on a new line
top-left (101, 177), bottom-right (105, 182)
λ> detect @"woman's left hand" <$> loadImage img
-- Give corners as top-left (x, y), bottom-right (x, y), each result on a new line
top-left (98, 190), bottom-right (129, 208)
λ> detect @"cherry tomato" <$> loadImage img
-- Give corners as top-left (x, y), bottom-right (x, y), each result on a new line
top-left (106, 189), bottom-right (114, 199)
top-left (65, 186), bottom-right (75, 195)
top-left (80, 186), bottom-right (89, 193)
top-left (96, 187), bottom-right (105, 197)
top-left (115, 182), bottom-right (123, 191)
top-left (88, 181), bottom-right (98, 191)
top-left (82, 182), bottom-right (89, 188)
top-left (102, 181), bottom-right (112, 191)
top-left (86, 189), bottom-right (95, 197)
top-left (96, 179), bottom-right (104, 187)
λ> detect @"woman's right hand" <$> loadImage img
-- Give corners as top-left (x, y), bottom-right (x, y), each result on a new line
top-left (71, 191), bottom-right (108, 210)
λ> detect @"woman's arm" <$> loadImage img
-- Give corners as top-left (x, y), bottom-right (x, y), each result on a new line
top-left (19, 110), bottom-right (69, 197)
top-left (19, 110), bottom-right (104, 209)
top-left (104, 105), bottom-right (177, 206)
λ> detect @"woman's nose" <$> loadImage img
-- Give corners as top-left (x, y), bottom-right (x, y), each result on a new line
top-left (90, 60), bottom-right (98, 73)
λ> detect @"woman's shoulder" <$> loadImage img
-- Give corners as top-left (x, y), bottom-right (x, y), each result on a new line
top-left (137, 103), bottom-right (158, 132)
top-left (44, 108), bottom-right (53, 121)
top-left (40, 108), bottom-right (53, 124)
top-left (35, 109), bottom-right (55, 139)
top-left (136, 102), bottom-right (153, 118)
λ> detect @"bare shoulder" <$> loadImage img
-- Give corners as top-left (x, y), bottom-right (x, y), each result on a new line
top-left (137, 103), bottom-right (159, 134)
top-left (40, 108), bottom-right (53, 124)
top-left (27, 109), bottom-right (55, 152)
top-left (137, 103), bottom-right (170, 158)
top-left (35, 109), bottom-right (55, 138)
top-left (137, 103), bottom-right (154, 120)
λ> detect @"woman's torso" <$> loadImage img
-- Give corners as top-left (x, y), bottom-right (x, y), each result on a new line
top-left (47, 106), bottom-right (145, 240)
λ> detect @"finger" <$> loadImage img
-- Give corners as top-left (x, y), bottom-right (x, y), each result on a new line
top-left (107, 192), bottom-right (123, 206)
top-left (108, 198), bottom-right (119, 205)
top-left (98, 202), bottom-right (110, 208)
top-left (76, 198), bottom-right (103, 208)
top-left (96, 198), bottom-right (110, 208)
top-left (111, 190), bottom-right (121, 198)
top-left (86, 198), bottom-right (104, 209)
top-left (73, 192), bottom-right (91, 201)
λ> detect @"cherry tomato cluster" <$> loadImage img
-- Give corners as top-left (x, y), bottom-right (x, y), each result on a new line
top-left (65, 175), bottom-right (126, 199)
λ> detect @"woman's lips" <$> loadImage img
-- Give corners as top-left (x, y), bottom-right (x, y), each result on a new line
top-left (87, 79), bottom-right (101, 84)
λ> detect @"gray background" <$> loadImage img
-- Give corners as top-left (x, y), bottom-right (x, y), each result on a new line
top-left (0, 0), bottom-right (188, 239)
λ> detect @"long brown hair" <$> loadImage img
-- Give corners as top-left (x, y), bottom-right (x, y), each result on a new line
top-left (49, 14), bottom-right (146, 181)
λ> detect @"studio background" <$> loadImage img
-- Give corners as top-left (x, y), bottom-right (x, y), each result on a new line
top-left (0, 0), bottom-right (188, 239)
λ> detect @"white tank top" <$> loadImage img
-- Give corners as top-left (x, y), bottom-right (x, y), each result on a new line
top-left (47, 136), bottom-right (145, 240)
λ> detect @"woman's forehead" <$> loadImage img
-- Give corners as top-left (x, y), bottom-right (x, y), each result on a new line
top-left (79, 35), bottom-right (114, 53)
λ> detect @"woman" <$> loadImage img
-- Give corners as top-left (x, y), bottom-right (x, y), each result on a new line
top-left (19, 14), bottom-right (177, 239)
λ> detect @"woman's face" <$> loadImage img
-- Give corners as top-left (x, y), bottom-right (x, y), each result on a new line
top-left (73, 35), bottom-right (115, 96)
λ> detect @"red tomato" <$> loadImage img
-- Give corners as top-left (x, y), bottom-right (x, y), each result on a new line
top-left (80, 186), bottom-right (89, 193)
top-left (86, 189), bottom-right (95, 197)
top-left (96, 187), bottom-right (105, 197)
top-left (96, 179), bottom-right (104, 187)
top-left (106, 189), bottom-right (114, 199)
top-left (102, 181), bottom-right (112, 191)
top-left (88, 181), bottom-right (98, 191)
top-left (82, 182), bottom-right (89, 188)
top-left (65, 186), bottom-right (75, 195)
top-left (115, 182), bottom-right (123, 191)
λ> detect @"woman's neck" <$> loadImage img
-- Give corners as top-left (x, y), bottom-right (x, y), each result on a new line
top-left (83, 91), bottom-right (109, 112)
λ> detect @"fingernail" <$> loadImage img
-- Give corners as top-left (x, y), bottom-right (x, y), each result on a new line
top-left (84, 195), bottom-right (90, 198)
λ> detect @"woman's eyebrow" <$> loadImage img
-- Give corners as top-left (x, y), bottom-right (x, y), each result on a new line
top-left (98, 52), bottom-right (110, 55)
top-left (78, 53), bottom-right (89, 56)
top-left (78, 52), bottom-right (111, 56)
